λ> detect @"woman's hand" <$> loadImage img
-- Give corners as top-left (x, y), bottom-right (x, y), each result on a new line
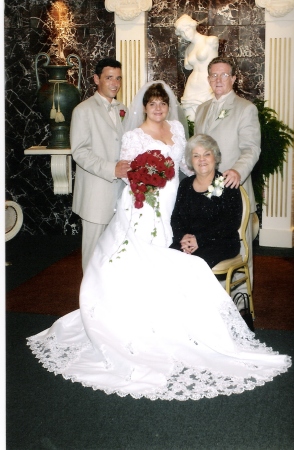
top-left (180, 234), bottom-right (198, 254)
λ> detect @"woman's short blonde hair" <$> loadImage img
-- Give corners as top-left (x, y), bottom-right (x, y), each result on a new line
top-left (185, 134), bottom-right (221, 171)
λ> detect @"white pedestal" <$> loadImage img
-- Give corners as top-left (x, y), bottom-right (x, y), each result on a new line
top-left (24, 146), bottom-right (72, 195)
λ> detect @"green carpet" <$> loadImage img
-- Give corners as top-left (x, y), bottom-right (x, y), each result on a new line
top-left (6, 312), bottom-right (294, 450)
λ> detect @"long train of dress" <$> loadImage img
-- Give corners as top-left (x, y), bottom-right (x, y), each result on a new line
top-left (27, 121), bottom-right (291, 400)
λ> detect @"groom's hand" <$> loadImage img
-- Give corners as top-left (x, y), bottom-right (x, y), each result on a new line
top-left (115, 160), bottom-right (131, 178)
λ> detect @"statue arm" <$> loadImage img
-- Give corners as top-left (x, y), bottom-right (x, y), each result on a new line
top-left (208, 35), bottom-right (219, 52)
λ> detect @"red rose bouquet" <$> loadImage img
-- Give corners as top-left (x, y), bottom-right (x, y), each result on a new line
top-left (127, 150), bottom-right (175, 214)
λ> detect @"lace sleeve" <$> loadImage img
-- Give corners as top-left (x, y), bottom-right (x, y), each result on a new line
top-left (120, 129), bottom-right (145, 184)
top-left (120, 129), bottom-right (144, 162)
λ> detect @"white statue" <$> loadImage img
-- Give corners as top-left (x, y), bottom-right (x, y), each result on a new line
top-left (175, 14), bottom-right (219, 122)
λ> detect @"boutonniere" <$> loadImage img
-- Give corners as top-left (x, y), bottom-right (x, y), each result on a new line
top-left (217, 109), bottom-right (230, 120)
top-left (119, 109), bottom-right (126, 121)
top-left (204, 175), bottom-right (225, 199)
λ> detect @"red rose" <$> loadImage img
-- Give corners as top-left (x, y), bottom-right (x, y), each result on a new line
top-left (165, 167), bottom-right (175, 179)
top-left (130, 181), bottom-right (138, 193)
top-left (134, 200), bottom-right (144, 209)
top-left (135, 192), bottom-right (145, 202)
top-left (120, 109), bottom-right (126, 118)
top-left (164, 156), bottom-right (174, 166)
top-left (137, 183), bottom-right (147, 193)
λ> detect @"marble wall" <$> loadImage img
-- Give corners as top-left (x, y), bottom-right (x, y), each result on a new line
top-left (5, 0), bottom-right (265, 235)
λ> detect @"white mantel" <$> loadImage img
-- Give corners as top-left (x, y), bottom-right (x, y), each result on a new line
top-left (24, 147), bottom-right (72, 195)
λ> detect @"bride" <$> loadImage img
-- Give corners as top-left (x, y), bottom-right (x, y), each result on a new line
top-left (28, 81), bottom-right (291, 401)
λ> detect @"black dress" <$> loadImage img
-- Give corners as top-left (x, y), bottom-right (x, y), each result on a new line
top-left (170, 171), bottom-right (242, 268)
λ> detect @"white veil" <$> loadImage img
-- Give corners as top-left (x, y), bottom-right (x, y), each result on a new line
top-left (122, 80), bottom-right (189, 138)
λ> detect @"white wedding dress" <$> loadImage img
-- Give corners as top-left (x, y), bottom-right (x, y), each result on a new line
top-left (28, 121), bottom-right (291, 401)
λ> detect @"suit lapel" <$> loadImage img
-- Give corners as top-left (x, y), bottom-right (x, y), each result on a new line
top-left (113, 103), bottom-right (124, 137)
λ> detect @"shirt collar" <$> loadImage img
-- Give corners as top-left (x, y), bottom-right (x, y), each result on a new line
top-left (212, 89), bottom-right (233, 104)
top-left (97, 92), bottom-right (119, 109)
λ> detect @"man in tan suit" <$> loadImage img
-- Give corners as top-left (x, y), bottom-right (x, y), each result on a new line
top-left (70, 58), bottom-right (130, 272)
top-left (194, 56), bottom-right (261, 291)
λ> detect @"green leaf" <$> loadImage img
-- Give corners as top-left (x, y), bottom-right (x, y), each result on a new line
top-left (252, 99), bottom-right (294, 204)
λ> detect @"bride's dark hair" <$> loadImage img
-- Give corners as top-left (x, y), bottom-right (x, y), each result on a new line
top-left (142, 83), bottom-right (170, 107)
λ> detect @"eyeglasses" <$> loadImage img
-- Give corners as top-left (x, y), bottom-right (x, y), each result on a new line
top-left (208, 73), bottom-right (232, 81)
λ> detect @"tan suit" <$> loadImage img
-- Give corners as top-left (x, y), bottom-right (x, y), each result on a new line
top-left (70, 92), bottom-right (125, 270)
top-left (194, 90), bottom-right (261, 213)
top-left (194, 90), bottom-right (261, 290)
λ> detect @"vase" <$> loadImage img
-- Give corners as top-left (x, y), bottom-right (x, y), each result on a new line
top-left (35, 53), bottom-right (82, 149)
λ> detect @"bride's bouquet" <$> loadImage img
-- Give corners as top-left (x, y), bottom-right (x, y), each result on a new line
top-left (127, 150), bottom-right (175, 214)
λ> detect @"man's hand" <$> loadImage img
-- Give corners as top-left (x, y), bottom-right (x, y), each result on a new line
top-left (115, 160), bottom-right (131, 178)
top-left (223, 169), bottom-right (241, 188)
top-left (180, 234), bottom-right (198, 254)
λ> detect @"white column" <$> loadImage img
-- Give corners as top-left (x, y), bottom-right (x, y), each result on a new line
top-left (105, 1), bottom-right (152, 107)
top-left (115, 12), bottom-right (148, 107)
top-left (256, 2), bottom-right (294, 248)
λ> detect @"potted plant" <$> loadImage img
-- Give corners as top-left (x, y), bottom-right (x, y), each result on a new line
top-left (252, 99), bottom-right (294, 205)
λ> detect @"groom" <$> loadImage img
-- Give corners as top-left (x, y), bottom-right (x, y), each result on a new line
top-left (194, 56), bottom-right (261, 289)
top-left (70, 58), bottom-right (130, 272)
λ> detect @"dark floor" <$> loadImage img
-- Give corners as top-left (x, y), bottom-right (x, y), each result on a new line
top-left (6, 233), bottom-right (82, 292)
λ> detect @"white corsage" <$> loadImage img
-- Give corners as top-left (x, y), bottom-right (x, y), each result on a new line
top-left (205, 176), bottom-right (225, 199)
top-left (217, 109), bottom-right (230, 120)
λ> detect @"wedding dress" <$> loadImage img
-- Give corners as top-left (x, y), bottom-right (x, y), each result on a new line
top-left (28, 120), bottom-right (291, 401)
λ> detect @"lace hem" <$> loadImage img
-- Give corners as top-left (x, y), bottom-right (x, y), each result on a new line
top-left (27, 333), bottom-right (291, 402)
top-left (27, 334), bottom-right (92, 374)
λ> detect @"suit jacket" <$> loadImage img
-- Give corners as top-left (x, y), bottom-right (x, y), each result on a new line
top-left (194, 90), bottom-right (261, 212)
top-left (70, 92), bottom-right (126, 224)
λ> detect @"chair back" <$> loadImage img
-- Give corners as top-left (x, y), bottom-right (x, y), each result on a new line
top-left (238, 186), bottom-right (250, 264)
top-left (5, 201), bottom-right (23, 242)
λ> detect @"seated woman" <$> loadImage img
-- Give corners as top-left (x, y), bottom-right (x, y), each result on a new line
top-left (170, 134), bottom-right (242, 268)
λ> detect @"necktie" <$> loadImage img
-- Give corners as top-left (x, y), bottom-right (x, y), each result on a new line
top-left (206, 101), bottom-right (217, 131)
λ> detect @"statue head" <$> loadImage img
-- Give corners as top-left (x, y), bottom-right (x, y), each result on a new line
top-left (175, 14), bottom-right (197, 38)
